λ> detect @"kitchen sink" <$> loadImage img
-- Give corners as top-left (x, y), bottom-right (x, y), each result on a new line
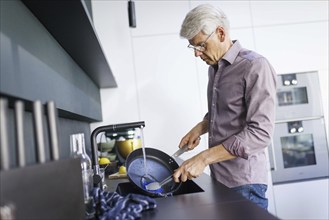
top-left (116, 179), bottom-right (204, 197)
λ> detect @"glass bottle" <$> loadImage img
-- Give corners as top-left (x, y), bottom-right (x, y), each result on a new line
top-left (70, 133), bottom-right (94, 219)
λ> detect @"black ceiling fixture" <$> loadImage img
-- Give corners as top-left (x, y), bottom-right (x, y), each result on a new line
top-left (128, 0), bottom-right (136, 28)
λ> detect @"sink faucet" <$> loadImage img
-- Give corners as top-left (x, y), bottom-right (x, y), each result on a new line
top-left (90, 121), bottom-right (145, 188)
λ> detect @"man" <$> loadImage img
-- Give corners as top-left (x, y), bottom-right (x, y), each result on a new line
top-left (172, 4), bottom-right (277, 210)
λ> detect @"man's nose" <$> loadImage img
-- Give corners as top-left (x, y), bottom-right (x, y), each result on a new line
top-left (194, 50), bottom-right (203, 57)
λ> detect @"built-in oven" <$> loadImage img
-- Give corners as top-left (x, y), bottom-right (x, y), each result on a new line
top-left (275, 71), bottom-right (323, 121)
top-left (269, 118), bottom-right (329, 184)
top-left (270, 71), bottom-right (329, 184)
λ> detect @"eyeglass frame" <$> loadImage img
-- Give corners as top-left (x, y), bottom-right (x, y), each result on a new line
top-left (187, 31), bottom-right (215, 52)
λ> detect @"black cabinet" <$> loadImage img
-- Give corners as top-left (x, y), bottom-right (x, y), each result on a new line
top-left (21, 0), bottom-right (117, 88)
top-left (1, 0), bottom-right (116, 122)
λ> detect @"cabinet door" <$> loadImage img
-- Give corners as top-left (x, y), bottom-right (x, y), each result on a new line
top-left (273, 179), bottom-right (329, 220)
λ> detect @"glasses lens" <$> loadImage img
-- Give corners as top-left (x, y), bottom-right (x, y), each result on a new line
top-left (187, 44), bottom-right (204, 52)
top-left (187, 44), bottom-right (194, 49)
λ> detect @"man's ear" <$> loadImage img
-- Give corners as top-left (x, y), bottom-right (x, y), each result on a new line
top-left (216, 26), bottom-right (225, 42)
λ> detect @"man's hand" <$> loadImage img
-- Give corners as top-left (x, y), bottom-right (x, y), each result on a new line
top-left (179, 120), bottom-right (208, 150)
top-left (173, 144), bottom-right (236, 182)
top-left (173, 153), bottom-right (207, 182)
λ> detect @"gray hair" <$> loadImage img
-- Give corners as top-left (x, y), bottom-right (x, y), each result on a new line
top-left (180, 4), bottom-right (230, 40)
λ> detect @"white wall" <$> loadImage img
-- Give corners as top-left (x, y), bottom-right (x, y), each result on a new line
top-left (90, 0), bottom-right (328, 219)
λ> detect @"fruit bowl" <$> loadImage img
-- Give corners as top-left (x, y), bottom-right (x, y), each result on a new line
top-left (116, 139), bottom-right (142, 159)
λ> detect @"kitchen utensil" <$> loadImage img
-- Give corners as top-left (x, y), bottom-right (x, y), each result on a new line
top-left (145, 175), bottom-right (173, 191)
top-left (32, 100), bottom-right (46, 163)
top-left (140, 173), bottom-right (158, 189)
top-left (125, 147), bottom-right (182, 197)
top-left (46, 101), bottom-right (60, 160)
top-left (14, 100), bottom-right (26, 167)
top-left (0, 98), bottom-right (10, 170)
top-left (143, 145), bottom-right (189, 191)
top-left (172, 144), bottom-right (189, 158)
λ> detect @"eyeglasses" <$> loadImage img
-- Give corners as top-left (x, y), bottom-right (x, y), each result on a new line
top-left (187, 31), bottom-right (215, 52)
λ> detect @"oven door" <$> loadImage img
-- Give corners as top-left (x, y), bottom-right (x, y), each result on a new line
top-left (269, 117), bottom-right (329, 184)
top-left (276, 71), bottom-right (323, 121)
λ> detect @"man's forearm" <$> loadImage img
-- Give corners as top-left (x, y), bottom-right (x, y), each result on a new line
top-left (200, 144), bottom-right (236, 166)
top-left (197, 119), bottom-right (209, 136)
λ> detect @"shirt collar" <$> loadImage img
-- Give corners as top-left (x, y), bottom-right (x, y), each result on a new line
top-left (220, 40), bottom-right (242, 65)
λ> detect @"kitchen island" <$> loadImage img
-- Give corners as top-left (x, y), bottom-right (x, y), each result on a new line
top-left (105, 169), bottom-right (279, 219)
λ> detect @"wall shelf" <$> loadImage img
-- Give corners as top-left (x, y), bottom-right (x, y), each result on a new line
top-left (22, 0), bottom-right (117, 88)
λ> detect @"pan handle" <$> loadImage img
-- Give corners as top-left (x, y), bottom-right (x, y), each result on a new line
top-left (171, 144), bottom-right (188, 158)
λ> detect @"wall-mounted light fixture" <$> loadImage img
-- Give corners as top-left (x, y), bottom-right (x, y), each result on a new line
top-left (128, 0), bottom-right (136, 28)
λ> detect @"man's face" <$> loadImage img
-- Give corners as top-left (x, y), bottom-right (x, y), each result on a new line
top-left (188, 28), bottom-right (226, 65)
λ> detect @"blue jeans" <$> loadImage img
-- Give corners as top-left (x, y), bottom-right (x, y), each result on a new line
top-left (231, 184), bottom-right (268, 210)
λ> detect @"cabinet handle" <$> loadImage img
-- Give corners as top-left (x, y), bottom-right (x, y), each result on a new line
top-left (0, 98), bottom-right (10, 170)
top-left (46, 101), bottom-right (59, 161)
top-left (32, 100), bottom-right (46, 163)
top-left (268, 140), bottom-right (277, 171)
top-left (14, 100), bottom-right (26, 167)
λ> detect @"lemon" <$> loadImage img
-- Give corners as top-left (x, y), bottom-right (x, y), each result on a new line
top-left (99, 157), bottom-right (110, 165)
top-left (118, 165), bottom-right (127, 174)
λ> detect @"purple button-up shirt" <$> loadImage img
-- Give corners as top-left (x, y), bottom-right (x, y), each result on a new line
top-left (205, 41), bottom-right (277, 188)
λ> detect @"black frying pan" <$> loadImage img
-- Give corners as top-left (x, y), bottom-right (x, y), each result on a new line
top-left (125, 147), bottom-right (182, 197)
